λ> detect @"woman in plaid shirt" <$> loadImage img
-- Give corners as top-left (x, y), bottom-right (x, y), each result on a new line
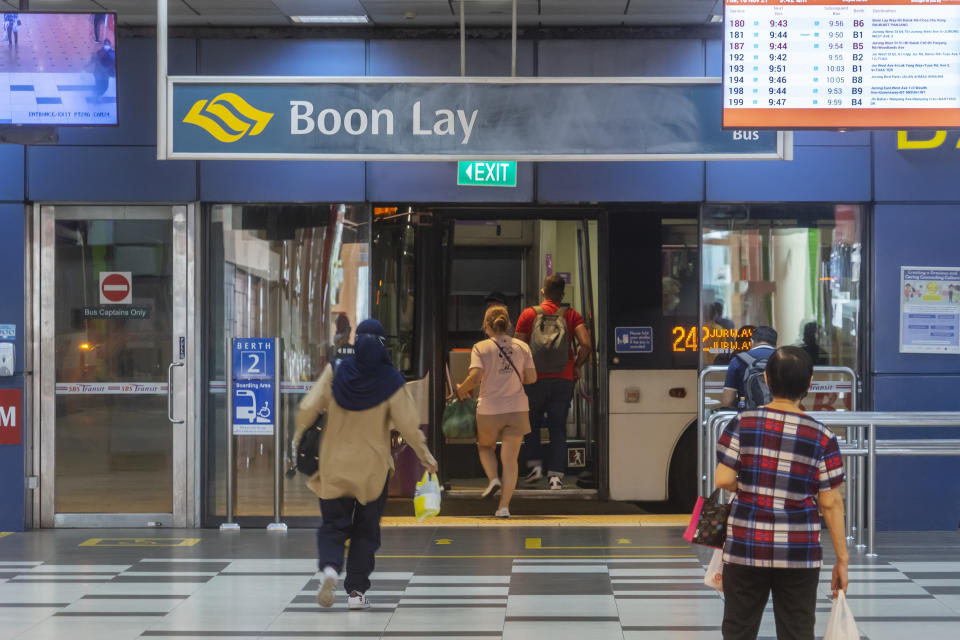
top-left (715, 346), bottom-right (848, 640)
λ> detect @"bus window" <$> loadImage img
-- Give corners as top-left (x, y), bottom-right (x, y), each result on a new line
top-left (701, 204), bottom-right (863, 373)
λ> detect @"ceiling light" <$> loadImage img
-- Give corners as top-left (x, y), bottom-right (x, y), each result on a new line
top-left (290, 15), bottom-right (370, 24)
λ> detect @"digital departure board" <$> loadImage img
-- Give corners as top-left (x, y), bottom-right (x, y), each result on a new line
top-left (722, 1), bottom-right (960, 129)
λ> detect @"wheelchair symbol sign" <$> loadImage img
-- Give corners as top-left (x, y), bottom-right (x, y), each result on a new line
top-left (233, 382), bottom-right (274, 435)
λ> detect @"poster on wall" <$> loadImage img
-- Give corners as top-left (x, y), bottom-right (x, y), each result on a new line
top-left (899, 267), bottom-right (960, 354)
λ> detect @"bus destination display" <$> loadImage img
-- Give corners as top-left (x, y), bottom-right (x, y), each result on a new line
top-left (723, 1), bottom-right (960, 129)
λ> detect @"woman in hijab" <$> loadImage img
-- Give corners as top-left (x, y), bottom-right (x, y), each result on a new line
top-left (295, 319), bottom-right (437, 610)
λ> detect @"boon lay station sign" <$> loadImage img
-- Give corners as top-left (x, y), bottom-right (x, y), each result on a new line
top-left (167, 77), bottom-right (792, 161)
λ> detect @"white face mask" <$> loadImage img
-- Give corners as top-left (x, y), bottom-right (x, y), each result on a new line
top-left (103, 44), bottom-right (112, 51)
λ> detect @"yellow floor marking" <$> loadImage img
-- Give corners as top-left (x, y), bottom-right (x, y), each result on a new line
top-left (79, 538), bottom-right (201, 548)
top-left (435, 538), bottom-right (453, 545)
top-left (525, 537), bottom-right (688, 550)
top-left (381, 514), bottom-right (689, 528)
top-left (617, 539), bottom-right (632, 544)
top-left (0, 532), bottom-right (13, 540)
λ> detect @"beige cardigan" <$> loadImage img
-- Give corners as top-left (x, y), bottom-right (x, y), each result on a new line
top-left (294, 364), bottom-right (436, 505)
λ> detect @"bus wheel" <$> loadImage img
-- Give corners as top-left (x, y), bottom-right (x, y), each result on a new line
top-left (667, 424), bottom-right (698, 513)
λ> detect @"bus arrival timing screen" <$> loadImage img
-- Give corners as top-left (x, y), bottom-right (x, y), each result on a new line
top-left (723, 0), bottom-right (960, 129)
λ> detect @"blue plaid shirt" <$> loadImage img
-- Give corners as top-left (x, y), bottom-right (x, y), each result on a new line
top-left (717, 408), bottom-right (845, 568)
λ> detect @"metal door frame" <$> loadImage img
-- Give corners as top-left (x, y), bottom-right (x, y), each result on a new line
top-left (34, 203), bottom-right (197, 528)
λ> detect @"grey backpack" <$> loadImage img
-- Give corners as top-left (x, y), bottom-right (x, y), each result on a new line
top-left (529, 305), bottom-right (570, 374)
top-left (737, 351), bottom-right (773, 409)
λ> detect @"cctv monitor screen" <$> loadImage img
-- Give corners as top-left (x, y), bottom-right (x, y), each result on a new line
top-left (0, 12), bottom-right (117, 126)
top-left (722, 0), bottom-right (960, 129)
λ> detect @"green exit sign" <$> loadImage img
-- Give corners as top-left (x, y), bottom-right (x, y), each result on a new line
top-left (457, 161), bottom-right (517, 187)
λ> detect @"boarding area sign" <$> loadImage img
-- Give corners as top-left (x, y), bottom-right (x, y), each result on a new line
top-left (231, 338), bottom-right (277, 436)
top-left (167, 77), bottom-right (791, 161)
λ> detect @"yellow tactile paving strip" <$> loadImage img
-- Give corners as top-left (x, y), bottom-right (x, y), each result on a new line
top-left (381, 514), bottom-right (690, 527)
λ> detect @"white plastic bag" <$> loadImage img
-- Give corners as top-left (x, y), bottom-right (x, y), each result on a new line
top-left (413, 472), bottom-right (441, 522)
top-left (824, 590), bottom-right (859, 640)
top-left (704, 548), bottom-right (724, 592)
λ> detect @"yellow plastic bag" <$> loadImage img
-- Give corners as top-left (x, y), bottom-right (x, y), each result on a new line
top-left (414, 472), bottom-right (441, 522)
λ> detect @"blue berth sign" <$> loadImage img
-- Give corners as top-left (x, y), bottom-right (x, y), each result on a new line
top-left (167, 77), bottom-right (791, 161)
top-left (232, 338), bottom-right (277, 436)
top-left (615, 327), bottom-right (654, 354)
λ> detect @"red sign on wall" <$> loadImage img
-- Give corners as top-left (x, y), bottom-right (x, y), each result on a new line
top-left (0, 389), bottom-right (21, 446)
top-left (99, 271), bottom-right (132, 305)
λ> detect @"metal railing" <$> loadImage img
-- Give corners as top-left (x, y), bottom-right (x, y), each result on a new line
top-left (699, 408), bottom-right (960, 557)
top-left (697, 365), bottom-right (859, 497)
top-left (813, 412), bottom-right (960, 557)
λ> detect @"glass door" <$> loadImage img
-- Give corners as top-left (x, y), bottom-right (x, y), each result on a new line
top-left (38, 205), bottom-right (192, 527)
top-left (204, 204), bottom-right (370, 524)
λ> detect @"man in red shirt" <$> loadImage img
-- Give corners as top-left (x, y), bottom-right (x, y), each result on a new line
top-left (515, 275), bottom-right (592, 489)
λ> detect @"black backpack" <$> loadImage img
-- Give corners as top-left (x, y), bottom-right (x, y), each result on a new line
top-left (295, 361), bottom-right (337, 476)
top-left (737, 351), bottom-right (773, 409)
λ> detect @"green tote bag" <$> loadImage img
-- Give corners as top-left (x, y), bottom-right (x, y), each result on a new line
top-left (441, 397), bottom-right (478, 440)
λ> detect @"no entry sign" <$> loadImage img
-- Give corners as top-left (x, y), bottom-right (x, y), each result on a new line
top-left (99, 272), bottom-right (132, 305)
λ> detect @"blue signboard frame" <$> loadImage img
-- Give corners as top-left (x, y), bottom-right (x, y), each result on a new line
top-left (614, 327), bottom-right (654, 354)
top-left (167, 76), bottom-right (792, 162)
top-left (231, 338), bottom-right (277, 436)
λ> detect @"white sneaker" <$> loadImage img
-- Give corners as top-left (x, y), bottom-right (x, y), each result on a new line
top-left (348, 591), bottom-right (370, 610)
top-left (495, 507), bottom-right (510, 518)
top-left (522, 466), bottom-right (543, 485)
top-left (548, 476), bottom-right (563, 490)
top-left (316, 566), bottom-right (338, 607)
top-left (480, 478), bottom-right (501, 499)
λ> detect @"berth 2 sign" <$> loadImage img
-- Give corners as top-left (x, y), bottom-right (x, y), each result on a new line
top-left (232, 338), bottom-right (276, 436)
top-left (167, 78), bottom-right (791, 162)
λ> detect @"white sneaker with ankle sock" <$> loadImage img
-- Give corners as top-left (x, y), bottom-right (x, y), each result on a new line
top-left (495, 507), bottom-right (510, 518)
top-left (348, 591), bottom-right (370, 610)
top-left (548, 476), bottom-right (563, 490)
top-left (316, 566), bottom-right (338, 607)
top-left (480, 478), bottom-right (501, 499)
top-left (523, 465), bottom-right (543, 485)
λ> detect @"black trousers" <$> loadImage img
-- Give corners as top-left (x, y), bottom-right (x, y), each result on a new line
top-left (316, 480), bottom-right (388, 595)
top-left (722, 562), bottom-right (821, 640)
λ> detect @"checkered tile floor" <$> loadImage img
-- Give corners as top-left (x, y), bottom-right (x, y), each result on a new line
top-left (0, 529), bottom-right (958, 639)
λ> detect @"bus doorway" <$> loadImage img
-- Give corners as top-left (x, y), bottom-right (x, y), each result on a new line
top-left (440, 214), bottom-right (601, 500)
top-left (370, 208), bottom-right (604, 509)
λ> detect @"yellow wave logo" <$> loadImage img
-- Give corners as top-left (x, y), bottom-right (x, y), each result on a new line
top-left (183, 93), bottom-right (273, 143)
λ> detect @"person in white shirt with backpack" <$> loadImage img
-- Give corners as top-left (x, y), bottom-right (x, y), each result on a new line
top-left (515, 275), bottom-right (592, 489)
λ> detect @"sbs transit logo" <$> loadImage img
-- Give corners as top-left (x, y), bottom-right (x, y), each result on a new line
top-left (183, 93), bottom-right (274, 143)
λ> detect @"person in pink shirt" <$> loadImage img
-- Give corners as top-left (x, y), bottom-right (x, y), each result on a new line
top-left (456, 305), bottom-right (537, 518)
